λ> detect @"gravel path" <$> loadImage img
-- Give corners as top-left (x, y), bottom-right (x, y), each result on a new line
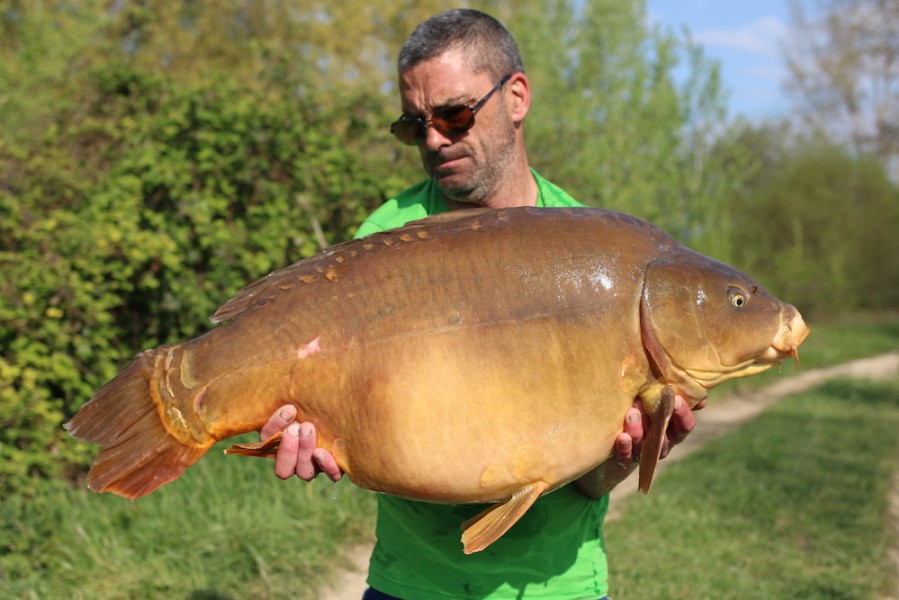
top-left (320, 351), bottom-right (899, 600)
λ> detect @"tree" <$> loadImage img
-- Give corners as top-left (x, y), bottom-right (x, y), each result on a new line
top-left (784, 0), bottom-right (899, 178)
top-left (728, 125), bottom-right (899, 318)
top-left (493, 1), bottom-right (741, 258)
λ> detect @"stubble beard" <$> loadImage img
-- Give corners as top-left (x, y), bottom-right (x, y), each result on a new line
top-left (425, 120), bottom-right (519, 207)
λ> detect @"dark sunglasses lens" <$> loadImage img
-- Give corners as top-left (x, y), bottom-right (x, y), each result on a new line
top-left (391, 118), bottom-right (425, 145)
top-left (390, 105), bottom-right (476, 145)
top-left (432, 105), bottom-right (475, 136)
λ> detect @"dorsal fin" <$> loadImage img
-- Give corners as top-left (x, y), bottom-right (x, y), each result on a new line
top-left (210, 236), bottom-right (374, 324)
top-left (211, 206), bottom-right (637, 325)
top-left (210, 209), bottom-right (498, 325)
top-left (211, 262), bottom-right (308, 324)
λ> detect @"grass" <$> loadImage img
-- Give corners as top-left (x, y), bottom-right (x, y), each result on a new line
top-left (1, 440), bottom-right (376, 599)
top-left (2, 316), bottom-right (897, 599)
top-left (605, 376), bottom-right (899, 599)
top-left (795, 315), bottom-right (899, 368)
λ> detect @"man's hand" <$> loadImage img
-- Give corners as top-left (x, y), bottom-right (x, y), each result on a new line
top-left (574, 395), bottom-right (706, 498)
top-left (260, 405), bottom-right (343, 482)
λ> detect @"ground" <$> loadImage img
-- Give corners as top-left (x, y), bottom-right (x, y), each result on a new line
top-left (320, 352), bottom-right (899, 600)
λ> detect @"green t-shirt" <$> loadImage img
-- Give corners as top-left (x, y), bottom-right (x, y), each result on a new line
top-left (355, 171), bottom-right (610, 600)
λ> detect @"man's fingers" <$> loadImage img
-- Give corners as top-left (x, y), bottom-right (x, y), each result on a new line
top-left (313, 449), bottom-right (343, 482)
top-left (658, 437), bottom-right (672, 460)
top-left (623, 407), bottom-right (643, 445)
top-left (613, 432), bottom-right (635, 466)
top-left (274, 422), bottom-right (302, 479)
top-left (272, 420), bottom-right (342, 482)
top-left (260, 404), bottom-right (296, 441)
top-left (667, 395), bottom-right (697, 446)
top-left (295, 422), bottom-right (318, 481)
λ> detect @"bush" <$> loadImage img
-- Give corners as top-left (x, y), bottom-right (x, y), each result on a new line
top-left (730, 142), bottom-right (899, 319)
top-left (0, 63), bottom-right (411, 495)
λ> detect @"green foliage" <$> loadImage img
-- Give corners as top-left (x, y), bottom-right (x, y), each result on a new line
top-left (729, 132), bottom-right (899, 319)
top-left (0, 0), bottom-right (111, 138)
top-left (0, 57), bottom-right (410, 494)
top-left (510, 0), bottom-right (746, 255)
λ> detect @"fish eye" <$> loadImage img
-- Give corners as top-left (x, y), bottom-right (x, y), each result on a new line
top-left (728, 287), bottom-right (748, 308)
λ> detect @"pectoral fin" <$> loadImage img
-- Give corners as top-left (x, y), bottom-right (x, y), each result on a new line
top-left (638, 385), bottom-right (676, 494)
top-left (460, 481), bottom-right (548, 554)
top-left (224, 431), bottom-right (282, 458)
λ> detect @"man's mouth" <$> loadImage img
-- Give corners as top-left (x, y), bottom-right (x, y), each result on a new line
top-left (430, 151), bottom-right (468, 172)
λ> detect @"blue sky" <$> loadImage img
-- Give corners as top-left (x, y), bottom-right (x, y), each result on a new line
top-left (646, 0), bottom-right (796, 120)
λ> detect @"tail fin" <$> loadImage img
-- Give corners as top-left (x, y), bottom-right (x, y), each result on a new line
top-left (64, 349), bottom-right (211, 500)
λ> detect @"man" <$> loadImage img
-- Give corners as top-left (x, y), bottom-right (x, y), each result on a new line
top-left (261, 9), bottom-right (702, 599)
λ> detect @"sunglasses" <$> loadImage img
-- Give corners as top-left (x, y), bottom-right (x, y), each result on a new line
top-left (390, 74), bottom-right (512, 146)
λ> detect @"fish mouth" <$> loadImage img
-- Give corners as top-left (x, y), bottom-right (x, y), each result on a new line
top-left (759, 310), bottom-right (809, 369)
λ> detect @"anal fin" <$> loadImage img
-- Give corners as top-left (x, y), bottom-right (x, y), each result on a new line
top-left (460, 481), bottom-right (548, 554)
top-left (224, 431), bottom-right (282, 458)
top-left (638, 385), bottom-right (677, 494)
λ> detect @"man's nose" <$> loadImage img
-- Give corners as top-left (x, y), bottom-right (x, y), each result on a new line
top-left (421, 123), bottom-right (453, 151)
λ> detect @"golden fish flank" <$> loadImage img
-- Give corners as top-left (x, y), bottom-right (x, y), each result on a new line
top-left (65, 206), bottom-right (808, 554)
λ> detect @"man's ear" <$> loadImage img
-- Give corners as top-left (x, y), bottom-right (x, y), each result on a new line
top-left (506, 72), bottom-right (531, 123)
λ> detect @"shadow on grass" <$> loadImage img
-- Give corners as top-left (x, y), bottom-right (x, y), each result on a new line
top-left (188, 591), bottom-right (235, 600)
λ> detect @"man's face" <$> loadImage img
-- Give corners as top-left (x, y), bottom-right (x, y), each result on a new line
top-left (397, 49), bottom-right (517, 206)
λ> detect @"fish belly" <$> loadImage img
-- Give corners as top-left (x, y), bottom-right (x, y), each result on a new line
top-left (289, 316), bottom-right (644, 504)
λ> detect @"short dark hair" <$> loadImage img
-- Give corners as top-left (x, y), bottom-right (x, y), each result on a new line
top-left (397, 9), bottom-right (525, 80)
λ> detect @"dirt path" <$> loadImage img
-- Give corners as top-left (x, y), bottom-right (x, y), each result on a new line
top-left (321, 351), bottom-right (899, 600)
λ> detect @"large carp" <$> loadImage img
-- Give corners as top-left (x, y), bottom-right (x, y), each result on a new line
top-left (65, 206), bottom-right (808, 553)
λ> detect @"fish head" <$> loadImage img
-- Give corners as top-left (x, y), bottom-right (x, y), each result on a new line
top-left (639, 251), bottom-right (809, 400)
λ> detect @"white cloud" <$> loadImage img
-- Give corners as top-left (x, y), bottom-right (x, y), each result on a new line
top-left (694, 16), bottom-right (789, 58)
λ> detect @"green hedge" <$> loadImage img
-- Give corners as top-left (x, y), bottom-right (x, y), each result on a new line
top-left (0, 63), bottom-right (412, 495)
